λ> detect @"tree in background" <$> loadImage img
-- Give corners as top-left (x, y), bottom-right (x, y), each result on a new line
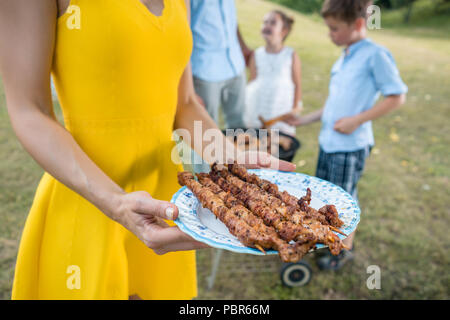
top-left (390, 0), bottom-right (418, 22)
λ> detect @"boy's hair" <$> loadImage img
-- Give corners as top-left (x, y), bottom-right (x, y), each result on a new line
top-left (272, 10), bottom-right (295, 41)
top-left (321, 0), bottom-right (373, 24)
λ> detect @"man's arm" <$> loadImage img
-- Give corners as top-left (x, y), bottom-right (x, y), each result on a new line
top-left (237, 27), bottom-right (253, 67)
top-left (291, 51), bottom-right (302, 112)
top-left (248, 51), bottom-right (257, 82)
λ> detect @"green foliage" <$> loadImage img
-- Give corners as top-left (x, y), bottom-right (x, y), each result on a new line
top-left (268, 0), bottom-right (448, 13)
top-left (389, 0), bottom-right (417, 8)
top-left (381, 0), bottom-right (450, 31)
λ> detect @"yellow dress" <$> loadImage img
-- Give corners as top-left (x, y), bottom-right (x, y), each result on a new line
top-left (12, 0), bottom-right (197, 300)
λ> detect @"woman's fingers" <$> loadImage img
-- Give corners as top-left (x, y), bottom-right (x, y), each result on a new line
top-left (237, 150), bottom-right (269, 169)
top-left (268, 156), bottom-right (296, 172)
top-left (238, 151), bottom-right (296, 172)
top-left (143, 223), bottom-right (209, 253)
top-left (154, 239), bottom-right (210, 255)
top-left (117, 192), bottom-right (209, 254)
top-left (131, 191), bottom-right (179, 220)
top-left (261, 153), bottom-right (296, 172)
top-left (143, 224), bottom-right (189, 248)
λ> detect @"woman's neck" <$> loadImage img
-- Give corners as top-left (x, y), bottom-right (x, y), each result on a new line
top-left (265, 41), bottom-right (284, 54)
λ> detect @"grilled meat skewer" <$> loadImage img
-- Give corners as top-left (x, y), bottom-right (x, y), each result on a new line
top-left (196, 173), bottom-right (308, 262)
top-left (179, 172), bottom-right (316, 261)
top-left (209, 169), bottom-right (316, 244)
top-left (178, 172), bottom-right (272, 250)
top-left (213, 165), bottom-right (345, 255)
top-left (228, 163), bottom-right (344, 228)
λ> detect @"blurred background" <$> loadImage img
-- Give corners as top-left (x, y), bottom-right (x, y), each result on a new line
top-left (1, 0), bottom-right (449, 299)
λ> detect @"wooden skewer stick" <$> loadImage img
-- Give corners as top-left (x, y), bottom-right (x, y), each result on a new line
top-left (258, 114), bottom-right (290, 128)
top-left (329, 226), bottom-right (347, 236)
top-left (255, 244), bottom-right (266, 254)
top-left (342, 244), bottom-right (351, 251)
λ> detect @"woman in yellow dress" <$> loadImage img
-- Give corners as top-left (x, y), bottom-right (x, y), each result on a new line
top-left (0, 0), bottom-right (295, 299)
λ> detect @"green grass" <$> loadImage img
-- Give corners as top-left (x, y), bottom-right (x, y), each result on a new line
top-left (380, 0), bottom-right (450, 39)
top-left (1, 0), bottom-right (449, 300)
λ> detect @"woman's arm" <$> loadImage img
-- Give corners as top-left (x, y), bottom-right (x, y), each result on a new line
top-left (237, 27), bottom-right (253, 67)
top-left (291, 51), bottom-right (302, 112)
top-left (179, 0), bottom-right (295, 171)
top-left (0, 0), bottom-right (206, 254)
top-left (0, 0), bottom-right (124, 217)
top-left (174, 63), bottom-right (295, 171)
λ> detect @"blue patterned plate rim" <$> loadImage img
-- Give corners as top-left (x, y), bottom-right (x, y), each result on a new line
top-left (171, 185), bottom-right (275, 255)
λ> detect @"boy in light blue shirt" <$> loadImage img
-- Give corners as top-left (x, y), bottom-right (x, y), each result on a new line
top-left (284, 0), bottom-right (407, 270)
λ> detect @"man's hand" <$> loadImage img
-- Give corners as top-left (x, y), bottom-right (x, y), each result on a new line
top-left (334, 116), bottom-right (361, 134)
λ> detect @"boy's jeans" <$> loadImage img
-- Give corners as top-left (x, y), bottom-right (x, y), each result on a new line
top-left (315, 146), bottom-right (372, 202)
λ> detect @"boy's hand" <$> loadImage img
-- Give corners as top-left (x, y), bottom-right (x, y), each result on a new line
top-left (281, 113), bottom-right (305, 126)
top-left (334, 116), bottom-right (361, 134)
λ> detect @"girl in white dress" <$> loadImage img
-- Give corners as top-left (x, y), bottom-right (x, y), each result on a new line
top-left (245, 10), bottom-right (302, 137)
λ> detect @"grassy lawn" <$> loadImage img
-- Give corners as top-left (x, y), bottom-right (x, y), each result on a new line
top-left (0, 0), bottom-right (449, 299)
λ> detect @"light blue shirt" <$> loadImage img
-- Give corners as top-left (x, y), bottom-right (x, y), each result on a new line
top-left (190, 0), bottom-right (245, 82)
top-left (319, 38), bottom-right (408, 153)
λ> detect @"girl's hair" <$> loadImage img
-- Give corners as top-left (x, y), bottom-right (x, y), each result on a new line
top-left (272, 10), bottom-right (295, 41)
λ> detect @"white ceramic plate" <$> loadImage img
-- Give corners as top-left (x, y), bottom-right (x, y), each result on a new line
top-left (171, 169), bottom-right (360, 255)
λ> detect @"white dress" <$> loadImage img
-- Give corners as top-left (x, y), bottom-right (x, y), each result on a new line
top-left (244, 46), bottom-right (296, 136)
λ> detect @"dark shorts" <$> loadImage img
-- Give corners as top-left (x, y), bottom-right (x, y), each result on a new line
top-left (315, 146), bottom-right (372, 201)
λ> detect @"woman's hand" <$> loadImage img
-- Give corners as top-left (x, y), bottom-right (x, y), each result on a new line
top-left (112, 191), bottom-right (209, 255)
top-left (236, 150), bottom-right (296, 172)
